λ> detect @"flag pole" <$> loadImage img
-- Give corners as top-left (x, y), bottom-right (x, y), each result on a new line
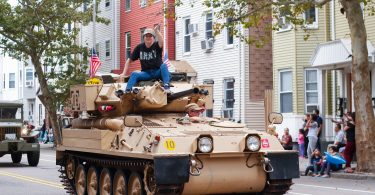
top-left (91, 0), bottom-right (97, 78)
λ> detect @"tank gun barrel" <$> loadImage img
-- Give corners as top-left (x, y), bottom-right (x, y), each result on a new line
top-left (71, 118), bottom-right (123, 131)
top-left (167, 87), bottom-right (200, 101)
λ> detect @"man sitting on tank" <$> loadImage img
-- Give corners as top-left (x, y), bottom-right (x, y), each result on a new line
top-left (119, 25), bottom-right (171, 94)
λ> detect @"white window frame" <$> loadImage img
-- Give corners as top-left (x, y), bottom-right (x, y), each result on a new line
top-left (279, 70), bottom-right (293, 113)
top-left (9, 73), bottom-right (15, 89)
top-left (305, 69), bottom-right (319, 113)
top-left (303, 6), bottom-right (318, 29)
top-left (125, 32), bottom-right (131, 59)
top-left (222, 78), bottom-right (235, 119)
top-left (125, 0), bottom-right (131, 11)
top-left (25, 68), bottom-right (33, 81)
top-left (140, 0), bottom-right (146, 7)
top-left (205, 12), bottom-right (213, 40)
top-left (140, 27), bottom-right (146, 43)
top-left (95, 43), bottom-right (100, 58)
top-left (277, 6), bottom-right (292, 32)
top-left (105, 40), bottom-right (111, 59)
top-left (183, 17), bottom-right (191, 55)
top-left (224, 17), bottom-right (234, 48)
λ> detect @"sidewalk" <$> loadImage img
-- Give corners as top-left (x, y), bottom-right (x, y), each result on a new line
top-left (299, 156), bottom-right (375, 180)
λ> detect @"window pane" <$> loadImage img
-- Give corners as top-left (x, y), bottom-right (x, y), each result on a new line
top-left (206, 13), bottom-right (213, 39)
top-left (280, 71), bottom-right (292, 92)
top-left (26, 70), bottom-right (33, 81)
top-left (306, 83), bottom-right (317, 91)
top-left (306, 92), bottom-right (318, 104)
top-left (226, 91), bottom-right (234, 99)
top-left (184, 36), bottom-right (190, 52)
top-left (305, 7), bottom-right (316, 23)
top-left (226, 81), bottom-right (234, 89)
top-left (281, 93), bottom-right (292, 113)
top-left (306, 70), bottom-right (317, 82)
top-left (126, 0), bottom-right (131, 10)
top-left (225, 100), bottom-right (234, 108)
top-left (9, 73), bottom-right (15, 88)
top-left (184, 19), bottom-right (190, 34)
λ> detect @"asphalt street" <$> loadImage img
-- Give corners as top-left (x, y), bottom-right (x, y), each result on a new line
top-left (0, 144), bottom-right (374, 195)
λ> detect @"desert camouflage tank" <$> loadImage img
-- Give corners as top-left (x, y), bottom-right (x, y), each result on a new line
top-left (56, 66), bottom-right (299, 195)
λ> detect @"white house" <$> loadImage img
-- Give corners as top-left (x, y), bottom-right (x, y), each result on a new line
top-left (175, 1), bottom-right (273, 129)
top-left (78, 0), bottom-right (121, 74)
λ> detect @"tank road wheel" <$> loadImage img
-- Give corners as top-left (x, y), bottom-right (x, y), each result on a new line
top-left (11, 152), bottom-right (22, 163)
top-left (75, 164), bottom-right (87, 195)
top-left (66, 156), bottom-right (76, 180)
top-left (143, 165), bottom-right (156, 195)
top-left (99, 168), bottom-right (113, 195)
top-left (87, 166), bottom-right (100, 195)
top-left (128, 172), bottom-right (145, 195)
top-left (27, 151), bottom-right (40, 166)
top-left (113, 170), bottom-right (127, 195)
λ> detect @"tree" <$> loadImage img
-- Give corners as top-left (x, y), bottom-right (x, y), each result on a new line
top-left (193, 0), bottom-right (375, 173)
top-left (0, 0), bottom-right (104, 145)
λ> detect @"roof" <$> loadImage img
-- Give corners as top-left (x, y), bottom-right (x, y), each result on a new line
top-left (169, 60), bottom-right (197, 76)
top-left (310, 39), bottom-right (375, 69)
top-left (0, 100), bottom-right (23, 106)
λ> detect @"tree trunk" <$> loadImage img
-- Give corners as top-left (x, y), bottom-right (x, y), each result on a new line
top-left (31, 56), bottom-right (62, 146)
top-left (341, 0), bottom-right (375, 173)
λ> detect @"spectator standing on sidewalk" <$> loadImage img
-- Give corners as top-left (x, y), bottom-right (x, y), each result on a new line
top-left (343, 112), bottom-right (356, 173)
top-left (298, 129), bottom-right (305, 157)
top-left (305, 114), bottom-right (319, 166)
top-left (39, 119), bottom-right (46, 143)
top-left (314, 109), bottom-right (323, 151)
top-left (302, 114), bottom-right (310, 158)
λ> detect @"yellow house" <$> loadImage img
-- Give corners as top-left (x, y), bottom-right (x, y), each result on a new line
top-left (272, 1), bottom-right (375, 142)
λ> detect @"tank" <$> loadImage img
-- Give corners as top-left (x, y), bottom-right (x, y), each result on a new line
top-left (56, 71), bottom-right (299, 195)
top-left (0, 100), bottom-right (40, 166)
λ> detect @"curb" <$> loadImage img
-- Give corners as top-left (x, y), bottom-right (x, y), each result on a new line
top-left (299, 170), bottom-right (375, 180)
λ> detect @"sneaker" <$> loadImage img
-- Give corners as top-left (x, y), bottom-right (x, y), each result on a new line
top-left (321, 174), bottom-right (329, 178)
top-left (163, 84), bottom-right (171, 94)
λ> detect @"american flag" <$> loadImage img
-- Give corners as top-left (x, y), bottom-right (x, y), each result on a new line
top-left (90, 48), bottom-right (101, 78)
top-left (164, 52), bottom-right (171, 67)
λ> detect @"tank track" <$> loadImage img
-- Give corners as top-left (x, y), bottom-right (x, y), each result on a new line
top-left (58, 151), bottom-right (184, 195)
top-left (261, 179), bottom-right (293, 195)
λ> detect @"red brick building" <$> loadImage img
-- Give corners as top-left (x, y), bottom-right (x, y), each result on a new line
top-left (116, 0), bottom-right (175, 75)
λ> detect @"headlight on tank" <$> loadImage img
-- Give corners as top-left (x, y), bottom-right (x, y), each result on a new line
top-left (197, 136), bottom-right (213, 153)
top-left (245, 135), bottom-right (261, 152)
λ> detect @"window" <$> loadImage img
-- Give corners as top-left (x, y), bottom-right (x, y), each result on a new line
top-left (278, 7), bottom-right (291, 31)
top-left (226, 18), bottom-right (234, 45)
top-left (3, 73), bottom-right (5, 89)
top-left (83, 1), bottom-right (88, 12)
top-left (140, 27), bottom-right (146, 43)
top-left (203, 79), bottom-right (214, 117)
top-left (304, 6), bottom-right (318, 28)
top-left (105, 0), bottom-right (110, 8)
top-left (19, 70), bottom-right (22, 83)
top-left (39, 104), bottom-right (43, 126)
top-left (280, 70), bottom-right (292, 113)
top-left (67, 23), bottom-right (72, 33)
top-left (8, 73), bottom-right (15, 88)
top-left (222, 78), bottom-right (234, 119)
top-left (105, 40), bottom-right (111, 58)
top-left (125, 0), bottom-right (131, 11)
top-left (26, 69), bottom-right (33, 81)
top-left (205, 12), bottom-right (213, 39)
top-left (140, 0), bottom-right (146, 7)
top-left (305, 69), bottom-right (318, 113)
top-left (95, 43), bottom-right (100, 57)
top-left (183, 18), bottom-right (191, 53)
top-left (125, 32), bottom-right (131, 59)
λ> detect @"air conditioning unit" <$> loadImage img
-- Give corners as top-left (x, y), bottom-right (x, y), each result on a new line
top-left (201, 38), bottom-right (214, 51)
top-left (25, 80), bottom-right (33, 87)
top-left (140, 0), bottom-right (146, 7)
top-left (188, 23), bottom-right (198, 36)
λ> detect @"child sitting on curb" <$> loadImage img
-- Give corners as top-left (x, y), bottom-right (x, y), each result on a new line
top-left (304, 148), bottom-right (322, 176)
top-left (317, 145), bottom-right (344, 178)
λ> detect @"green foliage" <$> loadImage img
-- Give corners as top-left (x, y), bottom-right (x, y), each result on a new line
top-left (0, 0), bottom-right (105, 110)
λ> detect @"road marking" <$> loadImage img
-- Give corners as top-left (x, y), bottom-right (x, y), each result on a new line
top-left (288, 192), bottom-right (312, 195)
top-left (0, 171), bottom-right (63, 189)
top-left (40, 158), bottom-right (55, 162)
top-left (296, 184), bottom-right (375, 194)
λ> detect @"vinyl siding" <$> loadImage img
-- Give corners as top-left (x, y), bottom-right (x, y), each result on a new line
top-left (365, 9), bottom-right (375, 44)
top-left (272, 29), bottom-right (296, 113)
top-left (175, 2), bottom-right (247, 122)
top-left (334, 0), bottom-right (350, 39)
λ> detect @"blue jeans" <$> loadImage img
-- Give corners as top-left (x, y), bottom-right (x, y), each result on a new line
top-left (125, 63), bottom-right (170, 90)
